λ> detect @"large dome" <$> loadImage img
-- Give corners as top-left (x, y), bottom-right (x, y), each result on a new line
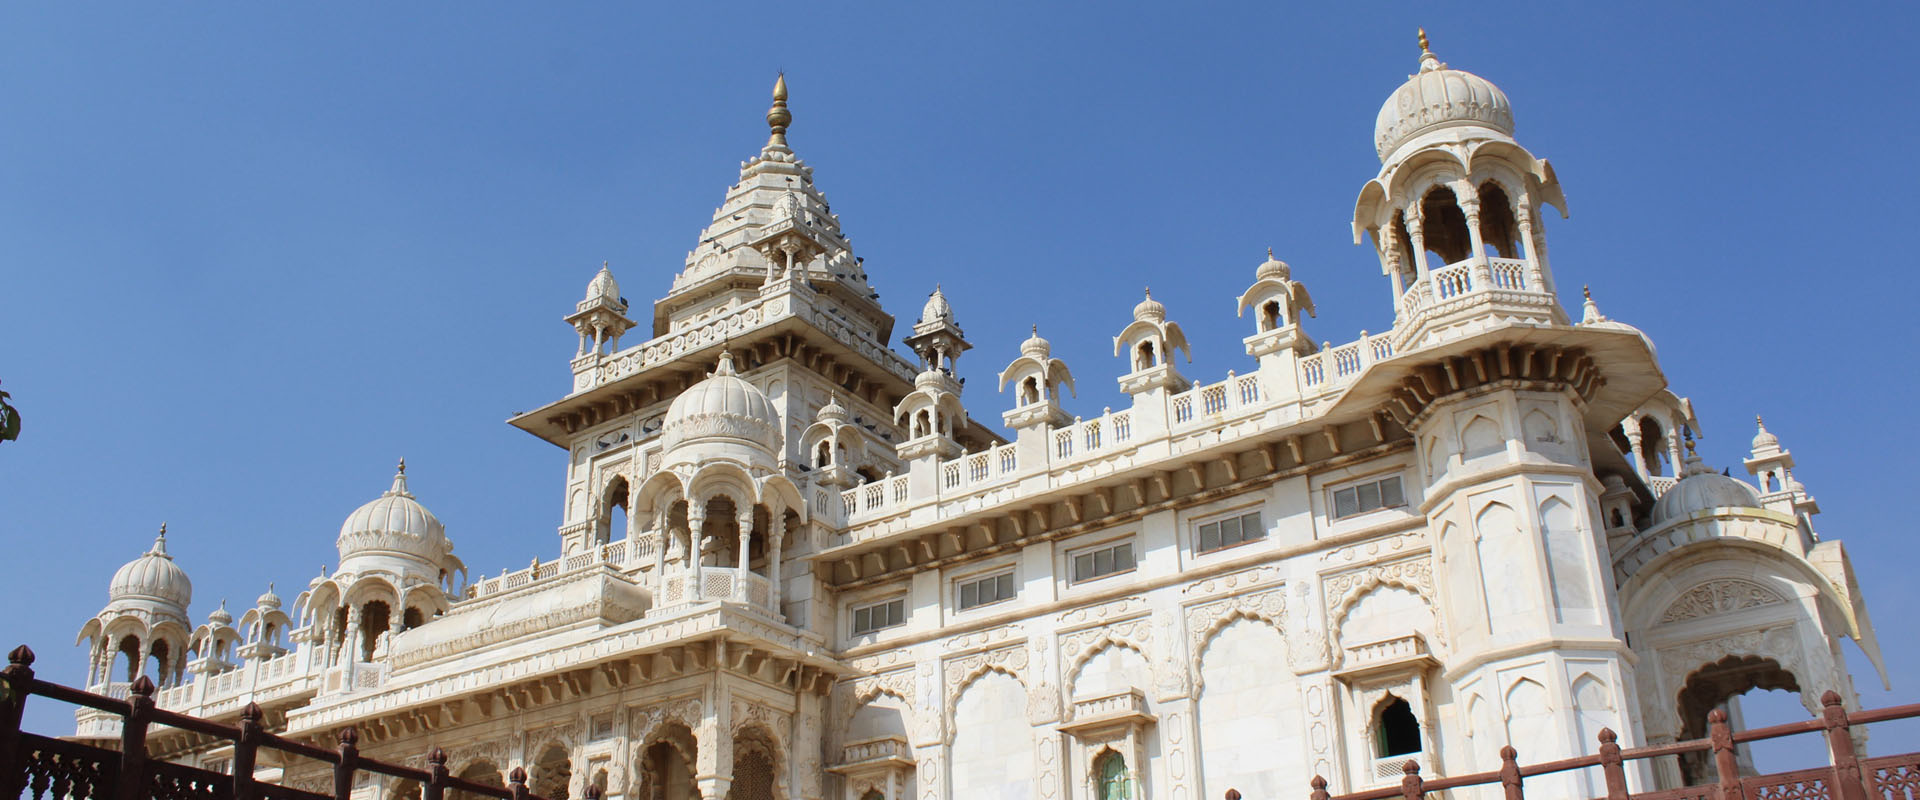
top-left (337, 461), bottom-right (453, 568)
top-left (109, 526), bottom-right (192, 609)
top-left (662, 351), bottom-right (781, 458)
top-left (1374, 35), bottom-right (1514, 163)
top-left (1651, 447), bottom-right (1763, 525)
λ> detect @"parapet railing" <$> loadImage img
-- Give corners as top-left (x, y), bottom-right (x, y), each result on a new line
top-left (0, 646), bottom-right (577, 800)
top-left (1305, 690), bottom-right (1920, 800)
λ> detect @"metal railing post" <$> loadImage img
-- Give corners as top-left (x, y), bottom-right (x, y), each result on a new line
top-left (509, 766), bottom-right (530, 800)
top-left (1499, 745), bottom-right (1524, 800)
top-left (334, 728), bottom-right (360, 800)
top-left (1598, 728), bottom-right (1629, 800)
top-left (118, 676), bottom-right (154, 800)
top-left (1308, 776), bottom-right (1328, 800)
top-left (425, 747), bottom-right (448, 800)
top-left (1820, 691), bottom-right (1869, 800)
top-left (1709, 708), bottom-right (1746, 800)
top-left (233, 702), bottom-right (262, 800)
top-left (0, 646), bottom-right (37, 800)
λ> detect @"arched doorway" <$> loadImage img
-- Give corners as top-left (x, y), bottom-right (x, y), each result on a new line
top-left (1675, 655), bottom-right (1803, 782)
top-left (453, 761), bottom-right (505, 800)
top-left (726, 732), bottom-right (778, 800)
top-left (637, 725), bottom-right (696, 800)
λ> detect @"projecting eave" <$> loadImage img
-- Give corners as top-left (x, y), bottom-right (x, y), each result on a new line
top-left (1323, 321), bottom-right (1667, 430)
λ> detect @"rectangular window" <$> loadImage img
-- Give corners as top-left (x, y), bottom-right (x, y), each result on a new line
top-left (1196, 511), bottom-right (1265, 554)
top-left (1333, 475), bottom-right (1406, 519)
top-left (851, 597), bottom-right (907, 635)
top-left (1070, 541), bottom-right (1137, 584)
top-left (957, 572), bottom-right (1016, 610)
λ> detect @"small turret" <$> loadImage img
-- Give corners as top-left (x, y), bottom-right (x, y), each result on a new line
top-left (999, 326), bottom-right (1075, 431)
top-left (1112, 288), bottom-right (1192, 396)
top-left (566, 262), bottom-right (637, 362)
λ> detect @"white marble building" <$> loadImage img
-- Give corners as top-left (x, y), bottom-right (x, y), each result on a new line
top-left (72, 36), bottom-right (1886, 800)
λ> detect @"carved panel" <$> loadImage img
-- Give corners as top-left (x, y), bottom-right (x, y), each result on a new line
top-left (1660, 579), bottom-right (1786, 624)
top-left (944, 644), bottom-right (1029, 711)
top-left (1185, 585), bottom-right (1286, 691)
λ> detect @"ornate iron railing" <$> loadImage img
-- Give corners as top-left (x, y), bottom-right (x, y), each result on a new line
top-left (0, 646), bottom-right (581, 800)
top-left (1305, 690), bottom-right (1920, 800)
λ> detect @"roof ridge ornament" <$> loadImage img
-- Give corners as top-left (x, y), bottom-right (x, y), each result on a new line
top-left (386, 458), bottom-right (413, 499)
top-left (149, 523), bottom-right (171, 558)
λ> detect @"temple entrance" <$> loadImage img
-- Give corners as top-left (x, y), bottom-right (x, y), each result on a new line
top-left (1675, 655), bottom-right (1803, 782)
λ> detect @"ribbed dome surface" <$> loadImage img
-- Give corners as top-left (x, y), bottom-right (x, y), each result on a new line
top-left (921, 286), bottom-right (953, 325)
top-left (338, 463), bottom-right (451, 565)
top-left (1374, 44), bottom-right (1514, 162)
top-left (110, 528), bottom-right (192, 609)
top-left (1021, 327), bottom-right (1051, 358)
top-left (663, 351), bottom-right (781, 453)
top-left (1651, 452), bottom-right (1763, 525)
top-left (1133, 290), bottom-right (1165, 323)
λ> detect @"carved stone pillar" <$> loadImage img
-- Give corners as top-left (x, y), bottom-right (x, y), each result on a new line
top-left (695, 688), bottom-right (734, 800)
top-left (687, 506), bottom-right (706, 601)
top-left (768, 511), bottom-right (786, 614)
top-left (736, 509), bottom-right (754, 603)
top-left (1405, 211), bottom-right (1430, 281)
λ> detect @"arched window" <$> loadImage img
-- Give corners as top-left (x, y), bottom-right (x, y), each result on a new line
top-left (1375, 695), bottom-right (1422, 758)
top-left (1477, 181), bottom-right (1520, 258)
top-left (1419, 187), bottom-right (1472, 266)
top-left (1261, 300), bottom-right (1282, 332)
top-left (402, 607), bottom-right (424, 631)
top-left (1135, 341), bottom-right (1156, 371)
top-left (815, 441), bottom-right (833, 468)
top-left (360, 600), bottom-right (391, 661)
top-left (1638, 417), bottom-right (1668, 477)
top-left (1094, 749), bottom-right (1130, 800)
top-left (148, 640), bottom-right (171, 686)
top-left (1020, 377), bottom-right (1040, 406)
top-left (602, 477), bottom-right (631, 545)
top-left (1391, 211), bottom-right (1417, 287)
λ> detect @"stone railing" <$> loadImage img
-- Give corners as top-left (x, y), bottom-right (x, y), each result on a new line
top-left (1342, 634), bottom-right (1429, 671)
top-left (940, 441), bottom-right (1021, 493)
top-left (469, 542), bottom-right (627, 599)
top-left (1069, 688), bottom-right (1151, 722)
top-left (1052, 411), bottom-right (1134, 461)
top-left (1394, 255), bottom-right (1545, 330)
top-left (1172, 372), bottom-right (1263, 426)
top-left (837, 736), bottom-right (911, 766)
top-left (573, 279), bottom-right (916, 394)
top-left (660, 566), bottom-right (772, 610)
top-left (1298, 331), bottom-right (1396, 394)
top-left (1646, 475), bottom-right (1678, 498)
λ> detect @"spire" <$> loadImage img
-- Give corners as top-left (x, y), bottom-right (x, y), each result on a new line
top-left (1680, 435), bottom-right (1712, 477)
top-left (1416, 27), bottom-right (1442, 73)
top-left (386, 459), bottom-right (413, 498)
top-left (1581, 285), bottom-right (1607, 324)
top-left (714, 349), bottom-right (738, 377)
top-left (766, 73), bottom-right (792, 151)
top-left (149, 523), bottom-right (171, 558)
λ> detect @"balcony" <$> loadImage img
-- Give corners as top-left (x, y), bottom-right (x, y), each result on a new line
top-left (660, 566), bottom-right (772, 611)
top-left (1395, 256), bottom-right (1557, 348)
top-left (1335, 635), bottom-right (1438, 680)
top-left (832, 736), bottom-right (913, 770)
top-left (1059, 688), bottom-right (1155, 735)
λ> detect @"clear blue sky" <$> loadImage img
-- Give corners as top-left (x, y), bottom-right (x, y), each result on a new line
top-left (3, 2), bottom-right (1917, 767)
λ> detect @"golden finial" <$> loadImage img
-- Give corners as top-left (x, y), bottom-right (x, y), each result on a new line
top-left (1417, 28), bottom-right (1430, 54)
top-left (1144, 287), bottom-right (1152, 299)
top-left (766, 73), bottom-right (792, 148)
top-left (159, 522), bottom-right (167, 536)
top-left (397, 457), bottom-right (406, 475)
top-left (1267, 246), bottom-right (1274, 260)
top-left (1032, 324), bottom-right (1039, 335)
top-left (1583, 285), bottom-right (1592, 300)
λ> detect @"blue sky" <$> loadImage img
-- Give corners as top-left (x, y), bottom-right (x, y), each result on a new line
top-left (3, 2), bottom-right (1917, 769)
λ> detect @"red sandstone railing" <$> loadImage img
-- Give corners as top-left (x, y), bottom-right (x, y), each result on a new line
top-left (1307, 690), bottom-right (1920, 800)
top-left (0, 646), bottom-right (582, 800)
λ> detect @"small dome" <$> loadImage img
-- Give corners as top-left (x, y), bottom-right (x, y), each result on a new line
top-left (1374, 35), bottom-right (1514, 163)
top-left (585, 263), bottom-right (621, 306)
top-left (662, 351), bottom-right (781, 457)
top-left (1021, 326), bottom-right (1051, 359)
top-left (921, 286), bottom-right (953, 325)
top-left (1133, 289), bottom-right (1165, 323)
top-left (338, 460), bottom-right (453, 568)
top-left (109, 525), bottom-right (192, 610)
top-left (1256, 249), bottom-right (1291, 281)
top-left (207, 601), bottom-right (232, 626)
top-left (1651, 446), bottom-right (1763, 525)
top-left (817, 393), bottom-right (849, 424)
top-left (1751, 416), bottom-right (1780, 452)
top-left (256, 583), bottom-right (282, 610)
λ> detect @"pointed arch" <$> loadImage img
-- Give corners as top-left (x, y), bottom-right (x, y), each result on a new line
top-left (1460, 414), bottom-right (1504, 459)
